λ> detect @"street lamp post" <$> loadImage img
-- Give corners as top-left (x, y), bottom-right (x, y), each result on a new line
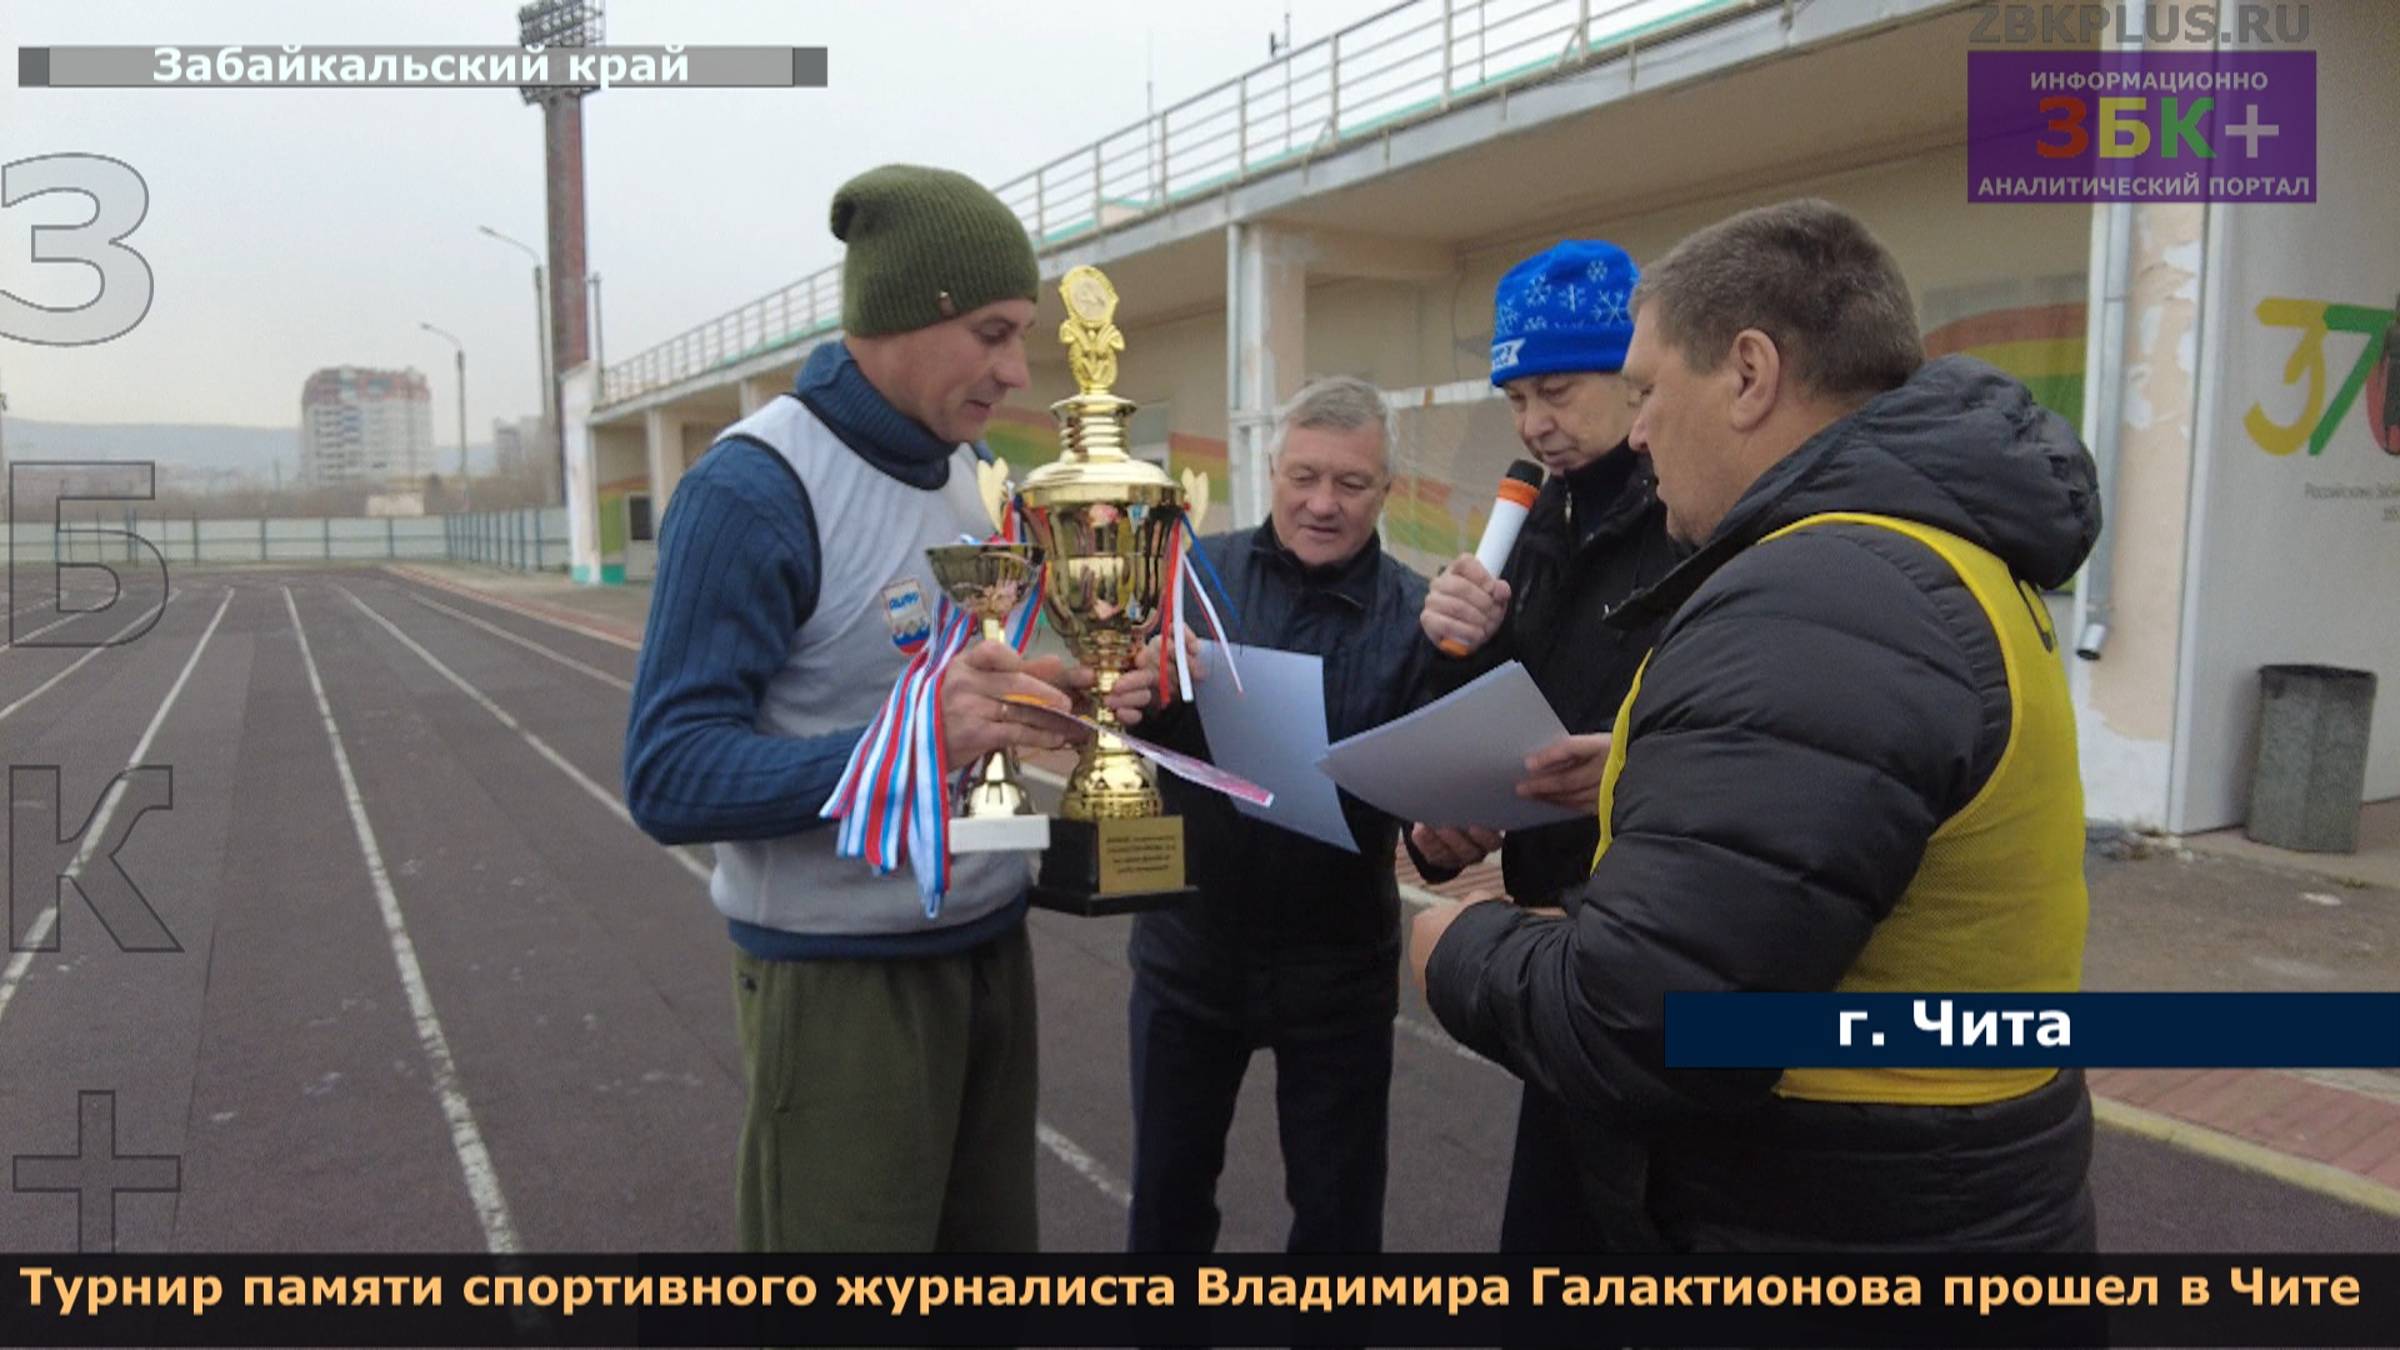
top-left (478, 224), bottom-right (559, 500)
top-left (420, 322), bottom-right (469, 512)
top-left (588, 272), bottom-right (604, 386)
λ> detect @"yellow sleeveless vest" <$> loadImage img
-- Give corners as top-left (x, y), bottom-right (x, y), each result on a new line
top-left (1591, 513), bottom-right (2088, 1107)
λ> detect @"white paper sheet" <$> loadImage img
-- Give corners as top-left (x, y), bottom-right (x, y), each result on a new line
top-left (1190, 641), bottom-right (1360, 853)
top-left (1316, 661), bottom-right (1583, 831)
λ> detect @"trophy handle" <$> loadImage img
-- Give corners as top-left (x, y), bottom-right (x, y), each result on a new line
top-left (1179, 468), bottom-right (1211, 533)
top-left (976, 458), bottom-right (1014, 536)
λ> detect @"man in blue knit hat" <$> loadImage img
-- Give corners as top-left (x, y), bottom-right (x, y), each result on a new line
top-left (1413, 239), bottom-right (1682, 1252)
top-left (624, 164), bottom-right (1086, 1253)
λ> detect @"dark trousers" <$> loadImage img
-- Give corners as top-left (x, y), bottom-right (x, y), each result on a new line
top-left (1499, 1082), bottom-right (1663, 1253)
top-left (732, 925), bottom-right (1037, 1253)
top-left (1126, 974), bottom-right (1393, 1254)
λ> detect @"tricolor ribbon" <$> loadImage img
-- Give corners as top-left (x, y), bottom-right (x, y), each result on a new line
top-left (821, 596), bottom-right (979, 917)
top-left (988, 500), bottom-right (1047, 655)
top-left (1003, 570), bottom-right (1045, 653)
top-left (1158, 510), bottom-right (1242, 704)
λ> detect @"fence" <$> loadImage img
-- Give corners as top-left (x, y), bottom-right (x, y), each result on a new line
top-left (598, 0), bottom-right (1754, 407)
top-left (444, 509), bottom-right (572, 572)
top-left (12, 507), bottom-right (571, 574)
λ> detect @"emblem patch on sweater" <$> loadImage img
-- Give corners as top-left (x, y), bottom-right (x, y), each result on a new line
top-left (881, 579), bottom-right (932, 653)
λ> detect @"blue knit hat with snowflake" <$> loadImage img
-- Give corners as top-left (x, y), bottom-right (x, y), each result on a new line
top-left (1490, 239), bottom-right (1639, 385)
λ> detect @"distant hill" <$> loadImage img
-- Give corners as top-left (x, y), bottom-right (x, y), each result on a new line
top-left (2, 419), bottom-right (499, 478)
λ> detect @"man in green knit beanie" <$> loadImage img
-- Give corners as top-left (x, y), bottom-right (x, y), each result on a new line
top-left (626, 164), bottom-right (1078, 1254)
top-left (832, 164), bottom-right (1044, 441)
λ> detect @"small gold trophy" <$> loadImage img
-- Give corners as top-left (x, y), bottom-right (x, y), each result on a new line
top-left (926, 541), bottom-right (1051, 854)
top-left (1016, 265), bottom-right (1203, 915)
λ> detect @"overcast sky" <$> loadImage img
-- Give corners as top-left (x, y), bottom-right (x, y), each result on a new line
top-left (3, 0), bottom-right (1388, 436)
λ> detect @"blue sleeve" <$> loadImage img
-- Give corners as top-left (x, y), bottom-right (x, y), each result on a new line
top-left (622, 443), bottom-right (864, 846)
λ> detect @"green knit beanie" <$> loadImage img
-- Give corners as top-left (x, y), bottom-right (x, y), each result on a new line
top-left (831, 165), bottom-right (1039, 336)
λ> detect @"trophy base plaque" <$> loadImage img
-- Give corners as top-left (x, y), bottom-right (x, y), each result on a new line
top-left (1028, 816), bottom-right (1199, 917)
top-left (948, 812), bottom-right (1051, 854)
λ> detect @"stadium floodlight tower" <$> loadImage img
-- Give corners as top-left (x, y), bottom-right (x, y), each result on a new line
top-left (514, 0), bottom-right (601, 504)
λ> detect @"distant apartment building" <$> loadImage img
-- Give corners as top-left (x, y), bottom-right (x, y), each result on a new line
top-left (300, 367), bottom-right (435, 487)
top-left (491, 414), bottom-right (547, 477)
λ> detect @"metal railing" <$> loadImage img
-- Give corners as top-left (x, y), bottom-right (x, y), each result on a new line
top-left (599, 0), bottom-right (1751, 408)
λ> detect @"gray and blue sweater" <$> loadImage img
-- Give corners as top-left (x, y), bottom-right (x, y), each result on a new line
top-left (623, 341), bottom-right (1029, 959)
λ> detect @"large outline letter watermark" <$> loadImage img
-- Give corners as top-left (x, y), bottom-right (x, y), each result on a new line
top-left (11, 1091), bottom-right (180, 1252)
top-left (9, 764), bottom-right (179, 953)
top-left (0, 153), bottom-right (154, 346)
top-left (7, 461), bottom-right (168, 649)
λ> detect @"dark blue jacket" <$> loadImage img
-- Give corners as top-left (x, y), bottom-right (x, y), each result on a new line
top-left (1129, 523), bottom-right (1436, 1036)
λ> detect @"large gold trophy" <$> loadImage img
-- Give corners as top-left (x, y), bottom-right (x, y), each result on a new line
top-left (1016, 265), bottom-right (1207, 916)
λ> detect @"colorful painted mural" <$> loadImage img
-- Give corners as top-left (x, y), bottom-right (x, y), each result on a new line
top-left (2243, 296), bottom-right (2400, 458)
top-left (1373, 300), bottom-right (2095, 579)
top-left (1923, 300), bottom-right (2088, 428)
top-left (1378, 396), bottom-right (1520, 577)
top-left (595, 473), bottom-right (646, 557)
top-left (1386, 473), bottom-right (1481, 561)
top-left (980, 404), bottom-right (1064, 474)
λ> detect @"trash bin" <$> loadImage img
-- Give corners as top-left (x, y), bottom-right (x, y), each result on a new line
top-left (2246, 665), bottom-right (2378, 853)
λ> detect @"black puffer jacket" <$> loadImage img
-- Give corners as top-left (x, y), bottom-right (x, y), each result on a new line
top-left (1130, 524), bottom-right (1436, 1036)
top-left (1426, 356), bottom-right (2103, 1251)
top-left (1423, 446), bottom-right (1682, 905)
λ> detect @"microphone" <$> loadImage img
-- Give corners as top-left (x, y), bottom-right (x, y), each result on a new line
top-left (1439, 459), bottom-right (1544, 657)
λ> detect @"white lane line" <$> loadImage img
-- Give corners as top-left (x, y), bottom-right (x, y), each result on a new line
top-left (284, 585), bottom-right (521, 1255)
top-left (1036, 1122), bottom-right (1132, 1207)
top-left (344, 584), bottom-right (1130, 1207)
top-left (384, 567), bottom-right (641, 652)
top-left (340, 586), bottom-right (707, 885)
top-left (0, 595), bottom-right (175, 726)
top-left (6, 594), bottom-right (137, 646)
top-left (397, 588), bottom-right (631, 693)
top-left (0, 590), bottom-right (230, 1035)
top-left (383, 585), bottom-right (690, 870)
top-left (6, 584), bottom-right (117, 617)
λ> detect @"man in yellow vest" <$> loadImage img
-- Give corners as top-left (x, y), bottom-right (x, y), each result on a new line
top-left (1410, 197), bottom-right (2101, 1251)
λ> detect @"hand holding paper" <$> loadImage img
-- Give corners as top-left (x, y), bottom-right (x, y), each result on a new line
top-left (1316, 661), bottom-right (1585, 832)
top-left (1517, 731), bottom-right (1613, 811)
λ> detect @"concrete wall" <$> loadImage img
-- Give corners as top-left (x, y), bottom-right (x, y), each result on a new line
top-left (1064, 144), bottom-right (2094, 548)
top-left (2174, 0), bottom-right (2400, 830)
top-left (1294, 145), bottom-right (2092, 394)
top-left (1000, 145), bottom-right (2086, 519)
top-left (2073, 199), bottom-right (2206, 831)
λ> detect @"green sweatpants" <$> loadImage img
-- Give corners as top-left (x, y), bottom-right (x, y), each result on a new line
top-left (732, 923), bottom-right (1039, 1252)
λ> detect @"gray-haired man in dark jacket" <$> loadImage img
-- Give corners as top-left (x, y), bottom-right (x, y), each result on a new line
top-left (1107, 375), bottom-right (1439, 1255)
